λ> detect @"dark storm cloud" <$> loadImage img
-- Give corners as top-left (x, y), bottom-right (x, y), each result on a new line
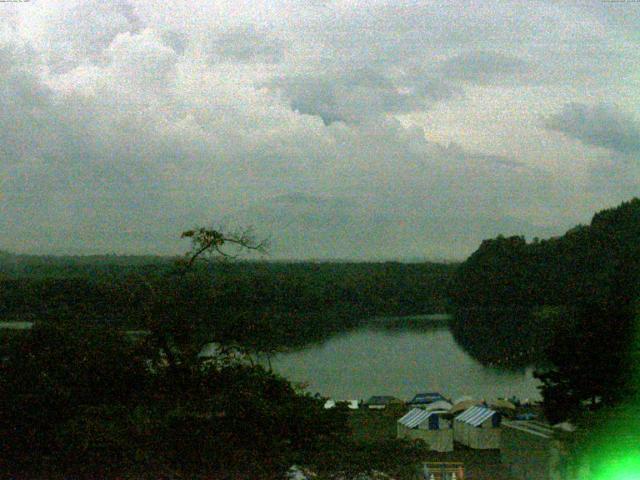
top-left (546, 103), bottom-right (640, 154)
top-left (269, 69), bottom-right (457, 125)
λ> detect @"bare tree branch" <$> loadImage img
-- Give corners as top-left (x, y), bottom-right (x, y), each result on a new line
top-left (181, 227), bottom-right (269, 267)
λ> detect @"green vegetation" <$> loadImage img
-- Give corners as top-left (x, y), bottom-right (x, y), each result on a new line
top-left (449, 198), bottom-right (640, 478)
top-left (450, 199), bottom-right (640, 414)
top-left (0, 256), bottom-right (454, 354)
top-left (4, 199), bottom-right (640, 477)
top-left (450, 198), bottom-right (640, 309)
top-left (0, 318), bottom-right (353, 479)
top-left (0, 228), bottom-right (455, 479)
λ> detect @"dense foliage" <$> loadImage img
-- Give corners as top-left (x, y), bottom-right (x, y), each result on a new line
top-left (0, 319), bottom-right (349, 478)
top-left (450, 198), bottom-right (640, 309)
top-left (449, 198), bottom-right (640, 420)
top-left (0, 240), bottom-right (449, 478)
top-left (0, 260), bottom-right (454, 352)
top-left (0, 318), bottom-right (433, 479)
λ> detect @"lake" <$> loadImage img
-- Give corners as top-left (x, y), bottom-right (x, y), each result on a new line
top-left (2, 316), bottom-right (542, 402)
top-left (268, 315), bottom-right (541, 402)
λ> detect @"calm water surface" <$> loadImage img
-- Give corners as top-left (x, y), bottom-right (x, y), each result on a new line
top-left (270, 317), bottom-right (541, 402)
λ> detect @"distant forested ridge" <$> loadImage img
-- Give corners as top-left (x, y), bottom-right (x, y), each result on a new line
top-left (0, 258), bottom-right (455, 350)
top-left (449, 197), bottom-right (640, 368)
top-left (450, 198), bottom-right (640, 308)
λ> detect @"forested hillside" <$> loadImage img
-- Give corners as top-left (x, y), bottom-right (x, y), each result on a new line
top-left (0, 239), bottom-right (442, 479)
top-left (449, 198), bottom-right (640, 423)
top-left (450, 198), bottom-right (640, 309)
top-left (0, 259), bottom-right (455, 350)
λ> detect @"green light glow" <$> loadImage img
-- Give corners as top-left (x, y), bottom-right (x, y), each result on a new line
top-left (593, 456), bottom-right (640, 480)
top-left (572, 318), bottom-right (640, 480)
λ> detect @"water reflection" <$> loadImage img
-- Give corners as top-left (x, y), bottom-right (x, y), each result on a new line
top-left (449, 307), bottom-right (550, 369)
top-left (270, 316), bottom-right (541, 402)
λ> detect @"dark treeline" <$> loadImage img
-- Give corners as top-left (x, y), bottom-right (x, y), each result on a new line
top-left (450, 198), bottom-right (640, 308)
top-left (0, 259), bottom-right (455, 350)
top-left (449, 198), bottom-right (640, 423)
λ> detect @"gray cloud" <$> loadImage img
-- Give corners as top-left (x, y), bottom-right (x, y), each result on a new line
top-left (39, 0), bottom-right (141, 72)
top-left (160, 30), bottom-right (188, 56)
top-left (239, 191), bottom-right (563, 261)
top-left (269, 69), bottom-right (457, 125)
top-left (269, 49), bottom-right (534, 126)
top-left (208, 26), bottom-right (284, 64)
top-left (437, 50), bottom-right (530, 85)
top-left (546, 103), bottom-right (640, 154)
top-left (0, 0), bottom-right (638, 259)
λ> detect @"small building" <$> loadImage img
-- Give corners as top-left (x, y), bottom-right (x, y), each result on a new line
top-left (501, 420), bottom-right (567, 480)
top-left (453, 406), bottom-right (501, 449)
top-left (365, 395), bottom-right (403, 409)
top-left (409, 392), bottom-right (446, 407)
top-left (450, 399), bottom-right (483, 415)
top-left (421, 462), bottom-right (465, 480)
top-left (397, 408), bottom-right (454, 452)
top-left (329, 399), bottom-right (360, 409)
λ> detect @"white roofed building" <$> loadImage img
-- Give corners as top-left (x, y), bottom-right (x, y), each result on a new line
top-left (397, 408), bottom-right (453, 452)
top-left (424, 400), bottom-right (453, 413)
top-left (453, 406), bottom-right (501, 449)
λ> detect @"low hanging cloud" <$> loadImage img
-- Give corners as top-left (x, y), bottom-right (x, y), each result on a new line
top-left (545, 103), bottom-right (640, 155)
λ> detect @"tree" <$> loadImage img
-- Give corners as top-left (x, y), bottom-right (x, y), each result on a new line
top-left (0, 227), bottom-right (356, 479)
top-left (124, 226), bottom-right (269, 373)
top-left (535, 298), bottom-right (636, 423)
top-left (0, 318), bottom-right (150, 473)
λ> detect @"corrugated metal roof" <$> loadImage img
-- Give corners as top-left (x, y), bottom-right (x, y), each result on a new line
top-left (455, 406), bottom-right (497, 427)
top-left (398, 408), bottom-right (433, 428)
top-left (502, 420), bottom-right (555, 438)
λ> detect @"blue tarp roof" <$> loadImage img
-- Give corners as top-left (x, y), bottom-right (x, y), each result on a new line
top-left (409, 392), bottom-right (445, 404)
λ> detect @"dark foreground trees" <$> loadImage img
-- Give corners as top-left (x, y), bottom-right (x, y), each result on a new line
top-left (0, 228), bottom-right (428, 479)
top-left (534, 302), bottom-right (637, 423)
top-left (0, 228), bottom-right (344, 478)
top-left (0, 318), bottom-right (353, 479)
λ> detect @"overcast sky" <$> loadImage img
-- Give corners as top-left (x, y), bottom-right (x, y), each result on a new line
top-left (1, 0), bottom-right (639, 260)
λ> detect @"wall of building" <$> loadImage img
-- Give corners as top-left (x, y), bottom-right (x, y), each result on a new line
top-left (453, 422), bottom-right (500, 449)
top-left (501, 426), bottom-right (553, 480)
top-left (397, 424), bottom-right (454, 452)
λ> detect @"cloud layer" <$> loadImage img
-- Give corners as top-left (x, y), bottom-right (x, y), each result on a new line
top-left (0, 0), bottom-right (639, 259)
top-left (546, 103), bottom-right (640, 155)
